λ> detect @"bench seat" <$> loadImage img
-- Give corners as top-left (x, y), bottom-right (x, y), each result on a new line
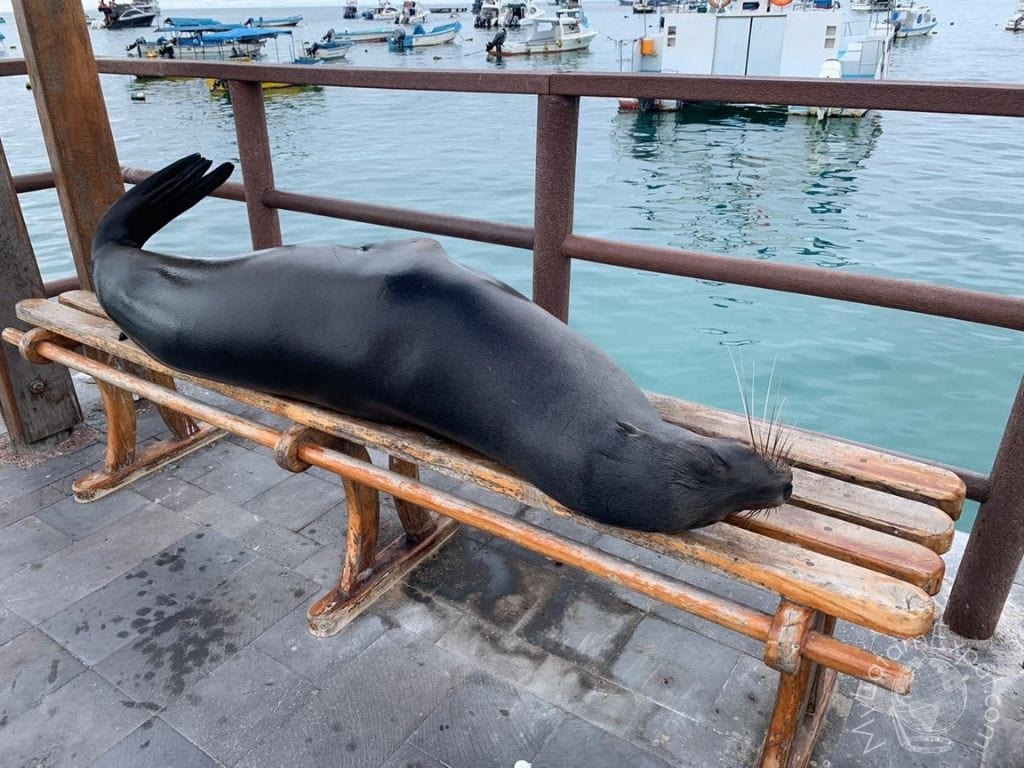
top-left (4, 290), bottom-right (967, 768)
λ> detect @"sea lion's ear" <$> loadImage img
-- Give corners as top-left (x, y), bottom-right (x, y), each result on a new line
top-left (616, 420), bottom-right (642, 438)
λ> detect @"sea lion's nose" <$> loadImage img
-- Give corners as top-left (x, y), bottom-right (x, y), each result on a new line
top-left (783, 482), bottom-right (793, 501)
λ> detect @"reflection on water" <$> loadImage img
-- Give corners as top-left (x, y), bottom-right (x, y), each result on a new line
top-left (609, 108), bottom-right (882, 269)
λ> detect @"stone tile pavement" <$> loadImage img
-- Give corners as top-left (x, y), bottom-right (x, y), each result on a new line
top-left (0, 374), bottom-right (1022, 767)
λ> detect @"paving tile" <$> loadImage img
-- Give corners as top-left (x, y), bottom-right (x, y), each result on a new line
top-left (181, 494), bottom-right (320, 568)
top-left (131, 527), bottom-right (255, 604)
top-left (162, 646), bottom-right (318, 766)
top-left (992, 672), bottom-right (1024, 724)
top-left (40, 574), bottom-right (183, 666)
top-left (981, 712), bottom-right (1024, 768)
top-left (533, 715), bottom-right (674, 768)
top-left (0, 441), bottom-right (105, 500)
top-left (408, 536), bottom-right (563, 631)
top-left (0, 670), bottom-right (149, 767)
top-left (235, 630), bottom-right (471, 768)
top-left (410, 670), bottom-right (564, 768)
top-left (0, 481), bottom-right (67, 527)
top-left (294, 544), bottom-right (343, 586)
top-left (0, 515), bottom-right (71, 580)
top-left (708, 652), bottom-right (777, 746)
top-left (523, 654), bottom-right (648, 738)
top-left (91, 717), bottom-right (221, 768)
top-left (607, 615), bottom-right (742, 723)
top-left (0, 604), bottom-right (31, 645)
top-left (0, 628), bottom-right (87, 726)
top-left (0, 504), bottom-right (197, 623)
top-left (129, 469), bottom-right (212, 512)
top-left (244, 472), bottom-right (341, 531)
top-left (168, 439), bottom-right (251, 481)
top-left (436, 613), bottom-right (551, 685)
top-left (370, 582), bottom-right (470, 644)
top-left (628, 702), bottom-right (758, 768)
top-left (516, 579), bottom-right (643, 674)
top-left (189, 448), bottom-right (292, 505)
top-left (255, 597), bottom-right (389, 683)
top-left (36, 488), bottom-right (151, 541)
top-left (95, 557), bottom-right (316, 707)
top-left (379, 742), bottom-right (450, 768)
top-left (299, 495), bottom-right (407, 549)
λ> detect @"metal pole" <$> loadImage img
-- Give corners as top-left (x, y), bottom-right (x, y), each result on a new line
top-left (944, 375), bottom-right (1024, 639)
top-left (532, 94), bottom-right (580, 322)
top-left (228, 81), bottom-right (283, 250)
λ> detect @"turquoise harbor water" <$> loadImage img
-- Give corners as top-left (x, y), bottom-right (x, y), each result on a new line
top-left (1, 0), bottom-right (1022, 529)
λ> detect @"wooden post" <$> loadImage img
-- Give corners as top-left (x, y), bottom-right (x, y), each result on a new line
top-left (0, 137), bottom-right (81, 444)
top-left (532, 94), bottom-right (580, 323)
top-left (228, 81), bottom-right (283, 251)
top-left (945, 375), bottom-right (1024, 639)
top-left (11, 0), bottom-right (125, 292)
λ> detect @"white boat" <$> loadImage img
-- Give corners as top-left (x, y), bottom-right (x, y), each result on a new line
top-left (619, 1), bottom-right (892, 117)
top-left (474, 0), bottom-right (502, 27)
top-left (633, 0), bottom-right (656, 13)
top-left (485, 14), bottom-right (596, 55)
top-left (363, 2), bottom-right (401, 21)
top-left (333, 26), bottom-right (397, 43)
top-left (389, 20), bottom-right (461, 48)
top-left (304, 30), bottom-right (354, 59)
top-left (1006, 0), bottom-right (1024, 30)
top-left (884, 1), bottom-right (937, 37)
top-left (426, 2), bottom-right (470, 11)
top-left (398, 1), bottom-right (431, 23)
top-left (849, 0), bottom-right (891, 10)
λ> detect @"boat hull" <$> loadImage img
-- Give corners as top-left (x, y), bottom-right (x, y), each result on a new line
top-left (487, 29), bottom-right (595, 55)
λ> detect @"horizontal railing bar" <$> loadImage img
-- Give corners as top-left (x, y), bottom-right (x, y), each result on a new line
top-left (121, 166), bottom-right (246, 202)
top-left (263, 189), bottom-right (535, 250)
top-left (549, 74), bottom-right (1024, 118)
top-left (0, 59), bottom-right (28, 77)
top-left (12, 171), bottom-right (56, 193)
top-left (43, 277), bottom-right (80, 298)
top-left (564, 234), bottom-right (1024, 332)
top-left (96, 58), bottom-right (552, 95)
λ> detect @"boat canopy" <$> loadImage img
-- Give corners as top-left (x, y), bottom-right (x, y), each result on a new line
top-left (200, 27), bottom-right (295, 43)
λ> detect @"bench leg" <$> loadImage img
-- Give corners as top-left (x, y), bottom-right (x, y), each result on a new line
top-left (388, 456), bottom-right (438, 543)
top-left (758, 614), bottom-right (838, 768)
top-left (304, 438), bottom-right (458, 638)
top-left (71, 351), bottom-right (223, 502)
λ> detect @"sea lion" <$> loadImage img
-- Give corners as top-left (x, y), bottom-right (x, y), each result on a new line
top-left (92, 154), bottom-right (792, 532)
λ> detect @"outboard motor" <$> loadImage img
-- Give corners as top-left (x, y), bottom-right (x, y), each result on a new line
top-left (485, 27), bottom-right (507, 53)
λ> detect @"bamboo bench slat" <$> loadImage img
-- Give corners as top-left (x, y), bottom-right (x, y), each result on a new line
top-left (648, 392), bottom-right (967, 518)
top-left (54, 291), bottom-right (958, 554)
top-left (15, 295), bottom-right (939, 636)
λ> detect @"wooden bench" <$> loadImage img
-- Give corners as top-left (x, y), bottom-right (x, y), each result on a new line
top-left (3, 290), bottom-right (966, 768)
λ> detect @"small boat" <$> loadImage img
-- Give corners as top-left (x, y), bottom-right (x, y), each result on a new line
top-left (849, 0), bottom-right (892, 10)
top-left (162, 17), bottom-right (225, 28)
top-left (343, 2), bottom-right (360, 19)
top-left (632, 0), bottom-right (655, 13)
top-left (485, 15), bottom-right (595, 55)
top-left (474, 0), bottom-right (502, 27)
top-left (389, 21), bottom-right (461, 49)
top-left (128, 26), bottom-right (290, 60)
top-left (304, 29), bottom-right (355, 59)
top-left (97, 1), bottom-right (158, 29)
top-left (426, 2), bottom-right (470, 11)
top-left (364, 2), bottom-right (401, 20)
top-left (333, 26), bottom-right (396, 43)
top-left (243, 16), bottom-right (304, 28)
top-left (886, 2), bottom-right (937, 37)
top-left (398, 1), bottom-right (431, 23)
top-left (1006, 0), bottom-right (1024, 30)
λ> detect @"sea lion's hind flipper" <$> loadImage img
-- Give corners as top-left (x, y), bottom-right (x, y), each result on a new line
top-left (92, 154), bottom-right (234, 253)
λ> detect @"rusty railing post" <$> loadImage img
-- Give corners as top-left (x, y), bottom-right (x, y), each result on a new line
top-left (944, 376), bottom-right (1024, 639)
top-left (0, 137), bottom-right (82, 445)
top-left (12, 0), bottom-right (125, 292)
top-left (228, 80), bottom-right (283, 250)
top-left (532, 94), bottom-right (580, 322)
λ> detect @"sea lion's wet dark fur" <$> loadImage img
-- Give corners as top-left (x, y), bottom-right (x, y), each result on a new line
top-left (92, 154), bottom-right (792, 532)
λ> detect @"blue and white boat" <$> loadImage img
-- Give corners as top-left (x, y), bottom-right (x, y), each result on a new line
top-left (333, 26), bottom-right (397, 43)
top-left (886, 2), bottom-right (937, 37)
top-left (389, 21), bottom-right (462, 50)
top-left (304, 30), bottom-right (355, 60)
top-left (127, 26), bottom-right (293, 60)
top-left (162, 17), bottom-right (227, 29)
top-left (243, 15), bottom-right (304, 28)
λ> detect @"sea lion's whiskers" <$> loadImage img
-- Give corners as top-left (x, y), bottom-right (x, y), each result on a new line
top-left (728, 348), bottom-right (758, 452)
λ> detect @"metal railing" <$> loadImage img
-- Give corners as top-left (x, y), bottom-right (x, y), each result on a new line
top-left (4, 55), bottom-right (1023, 638)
